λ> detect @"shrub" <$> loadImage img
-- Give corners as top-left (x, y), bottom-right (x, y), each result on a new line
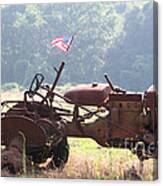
top-left (1, 82), bottom-right (24, 92)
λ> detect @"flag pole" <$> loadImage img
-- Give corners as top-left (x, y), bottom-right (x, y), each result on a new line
top-left (63, 33), bottom-right (73, 61)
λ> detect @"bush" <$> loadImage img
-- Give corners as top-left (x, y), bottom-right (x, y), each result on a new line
top-left (1, 82), bottom-right (24, 92)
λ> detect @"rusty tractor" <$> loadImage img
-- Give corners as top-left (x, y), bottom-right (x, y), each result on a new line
top-left (1, 61), bottom-right (158, 175)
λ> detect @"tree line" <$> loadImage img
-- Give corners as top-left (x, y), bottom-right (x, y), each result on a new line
top-left (1, 0), bottom-right (155, 91)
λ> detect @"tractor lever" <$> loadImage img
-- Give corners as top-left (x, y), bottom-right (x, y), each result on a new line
top-left (50, 61), bottom-right (65, 92)
top-left (104, 73), bottom-right (114, 91)
top-left (42, 61), bottom-right (65, 104)
top-left (104, 73), bottom-right (126, 93)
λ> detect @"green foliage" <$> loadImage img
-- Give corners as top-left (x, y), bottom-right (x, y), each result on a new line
top-left (1, 82), bottom-right (22, 92)
top-left (1, 0), bottom-right (155, 91)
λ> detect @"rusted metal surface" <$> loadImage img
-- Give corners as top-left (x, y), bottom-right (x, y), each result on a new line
top-left (144, 85), bottom-right (158, 132)
top-left (66, 118), bottom-right (109, 147)
top-left (1, 62), bottom-right (70, 174)
top-left (1, 132), bottom-right (26, 176)
top-left (108, 93), bottom-right (142, 102)
top-left (65, 82), bottom-right (157, 160)
top-left (2, 116), bottom-right (46, 148)
top-left (144, 85), bottom-right (157, 110)
top-left (64, 84), bottom-right (111, 106)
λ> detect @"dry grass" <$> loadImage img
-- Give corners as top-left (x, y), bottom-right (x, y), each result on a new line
top-left (30, 138), bottom-right (157, 180)
top-left (1, 89), bottom-right (23, 101)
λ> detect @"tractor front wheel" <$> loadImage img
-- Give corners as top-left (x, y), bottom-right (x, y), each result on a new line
top-left (52, 137), bottom-right (69, 169)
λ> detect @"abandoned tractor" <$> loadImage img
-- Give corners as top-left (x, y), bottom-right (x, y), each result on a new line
top-left (1, 61), bottom-right (158, 175)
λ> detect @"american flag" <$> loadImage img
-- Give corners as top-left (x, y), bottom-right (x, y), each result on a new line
top-left (51, 35), bottom-right (74, 52)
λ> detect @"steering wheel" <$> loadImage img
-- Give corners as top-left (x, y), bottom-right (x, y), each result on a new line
top-left (29, 73), bottom-right (44, 94)
top-left (24, 91), bottom-right (49, 106)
